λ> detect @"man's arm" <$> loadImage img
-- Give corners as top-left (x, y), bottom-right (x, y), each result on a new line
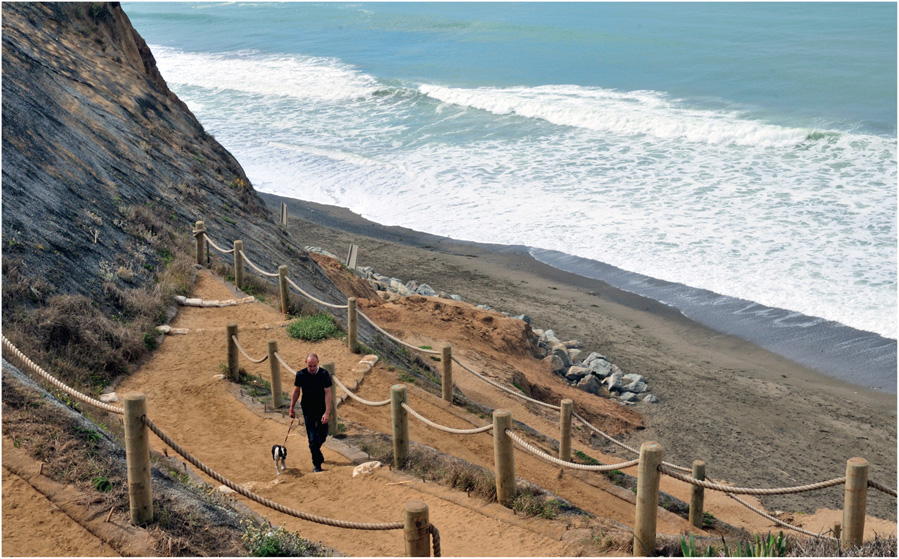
top-left (289, 387), bottom-right (301, 418)
top-left (321, 387), bottom-right (331, 424)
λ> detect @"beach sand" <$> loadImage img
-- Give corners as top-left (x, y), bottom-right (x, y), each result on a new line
top-left (262, 193), bottom-right (897, 522)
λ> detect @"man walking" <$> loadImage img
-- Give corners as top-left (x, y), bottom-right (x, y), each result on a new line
top-left (289, 353), bottom-right (332, 472)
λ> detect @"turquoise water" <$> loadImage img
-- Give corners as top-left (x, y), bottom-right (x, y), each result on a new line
top-left (123, 3), bottom-right (897, 361)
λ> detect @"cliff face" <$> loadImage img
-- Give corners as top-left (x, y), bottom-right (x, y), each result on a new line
top-left (1, 2), bottom-right (343, 317)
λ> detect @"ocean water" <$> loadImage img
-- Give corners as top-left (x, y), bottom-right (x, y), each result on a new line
top-left (123, 3), bottom-right (897, 387)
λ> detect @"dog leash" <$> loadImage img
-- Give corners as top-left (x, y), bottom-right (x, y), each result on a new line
top-left (282, 419), bottom-right (294, 447)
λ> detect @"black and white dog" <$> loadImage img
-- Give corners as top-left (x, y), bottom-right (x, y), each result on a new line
top-left (271, 444), bottom-right (288, 475)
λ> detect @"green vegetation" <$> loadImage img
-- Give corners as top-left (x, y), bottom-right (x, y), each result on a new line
top-left (511, 491), bottom-right (562, 519)
top-left (143, 330), bottom-right (158, 351)
top-left (92, 475), bottom-right (112, 492)
top-left (573, 449), bottom-right (600, 465)
top-left (286, 313), bottom-right (339, 342)
top-left (680, 532), bottom-right (788, 557)
top-left (241, 520), bottom-right (320, 557)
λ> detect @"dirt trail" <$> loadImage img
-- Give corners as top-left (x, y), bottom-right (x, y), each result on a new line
top-left (113, 271), bottom-right (574, 556)
top-left (2, 466), bottom-right (120, 558)
top-left (107, 269), bottom-right (895, 555)
top-left (2, 436), bottom-right (159, 557)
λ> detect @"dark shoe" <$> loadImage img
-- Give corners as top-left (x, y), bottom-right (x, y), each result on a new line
top-left (313, 466), bottom-right (323, 473)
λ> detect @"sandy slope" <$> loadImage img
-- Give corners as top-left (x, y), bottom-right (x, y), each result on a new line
top-left (5, 268), bottom-right (893, 556)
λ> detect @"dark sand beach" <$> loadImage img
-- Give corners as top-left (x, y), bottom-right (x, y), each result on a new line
top-left (262, 193), bottom-right (897, 522)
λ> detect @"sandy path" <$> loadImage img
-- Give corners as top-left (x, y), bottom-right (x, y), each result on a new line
top-left (1, 435), bottom-right (160, 557)
top-left (115, 271), bottom-right (572, 557)
top-left (2, 466), bottom-right (120, 557)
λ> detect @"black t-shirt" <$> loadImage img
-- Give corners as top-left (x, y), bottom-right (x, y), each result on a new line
top-left (294, 367), bottom-right (332, 417)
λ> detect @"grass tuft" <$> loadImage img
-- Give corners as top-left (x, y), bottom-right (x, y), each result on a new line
top-left (286, 314), bottom-right (339, 342)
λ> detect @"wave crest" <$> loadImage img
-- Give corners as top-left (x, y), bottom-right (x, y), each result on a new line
top-left (419, 83), bottom-right (812, 147)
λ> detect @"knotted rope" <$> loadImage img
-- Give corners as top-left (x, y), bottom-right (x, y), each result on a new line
top-left (331, 374), bottom-right (391, 407)
top-left (205, 235), bottom-right (234, 254)
top-left (452, 356), bottom-right (561, 412)
top-left (231, 336), bottom-right (269, 364)
top-left (357, 311), bottom-right (440, 354)
top-left (402, 402), bottom-right (494, 435)
top-left (658, 464), bottom-right (846, 496)
top-left (2, 336), bottom-right (124, 415)
top-left (504, 428), bottom-right (639, 472)
top-left (286, 277), bottom-right (348, 310)
top-left (240, 250), bottom-right (280, 278)
top-left (868, 480), bottom-right (898, 497)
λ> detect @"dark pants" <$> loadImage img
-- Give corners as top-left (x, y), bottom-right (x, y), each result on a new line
top-left (303, 413), bottom-right (329, 468)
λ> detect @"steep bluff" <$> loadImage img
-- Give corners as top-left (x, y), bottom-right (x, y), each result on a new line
top-left (2, 3), bottom-right (348, 329)
top-left (4, 1), bottom-right (260, 302)
top-left (2, 1), bottom-right (429, 389)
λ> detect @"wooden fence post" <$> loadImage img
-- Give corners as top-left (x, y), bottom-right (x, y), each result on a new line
top-left (324, 361), bottom-right (338, 437)
top-left (842, 457), bottom-right (868, 549)
top-left (345, 243), bottom-right (358, 270)
top-left (441, 345), bottom-right (452, 403)
top-left (633, 441), bottom-right (662, 557)
top-left (347, 297), bottom-right (358, 354)
top-left (227, 323), bottom-right (239, 381)
top-left (280, 202), bottom-right (288, 225)
top-left (689, 460), bottom-right (706, 529)
top-left (493, 409), bottom-right (516, 506)
top-left (278, 265), bottom-right (290, 315)
top-left (233, 240), bottom-right (243, 289)
top-left (268, 340), bottom-right (283, 409)
top-left (404, 500), bottom-right (430, 557)
top-left (392, 384), bottom-right (409, 469)
top-left (194, 221), bottom-right (206, 266)
top-left (123, 393), bottom-right (153, 525)
top-left (559, 399), bottom-right (573, 462)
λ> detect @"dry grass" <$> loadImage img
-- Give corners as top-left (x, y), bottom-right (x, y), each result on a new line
top-left (2, 368), bottom-right (267, 557)
top-left (787, 534), bottom-right (896, 557)
top-left (653, 532), bottom-right (898, 557)
top-left (349, 433), bottom-right (569, 519)
top-left (2, 204), bottom-right (195, 394)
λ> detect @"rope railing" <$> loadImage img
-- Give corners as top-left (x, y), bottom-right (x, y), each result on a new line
top-left (723, 491), bottom-right (835, 540)
top-left (205, 235), bottom-right (234, 255)
top-left (358, 310), bottom-right (440, 354)
top-left (504, 428), bottom-right (639, 472)
top-left (429, 525), bottom-right (441, 557)
top-left (274, 352), bottom-right (297, 376)
top-left (286, 276), bottom-right (348, 310)
top-left (231, 335), bottom-right (269, 364)
top-left (331, 374), bottom-right (391, 407)
top-left (402, 402), bottom-right (494, 435)
top-left (658, 464), bottom-right (846, 496)
top-left (572, 411), bottom-right (692, 473)
top-left (452, 355), bottom-right (561, 412)
top-left (239, 250), bottom-right (280, 278)
top-left (2, 336), bottom-right (125, 416)
top-left (868, 480), bottom-right (898, 498)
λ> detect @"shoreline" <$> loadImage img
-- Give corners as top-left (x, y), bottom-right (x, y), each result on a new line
top-left (530, 248), bottom-right (897, 393)
top-left (264, 191), bottom-right (895, 392)
top-left (261, 192), bottom-right (896, 521)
